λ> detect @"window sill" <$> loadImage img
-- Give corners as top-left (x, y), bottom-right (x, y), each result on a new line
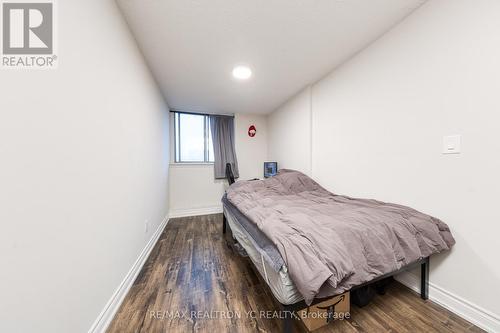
top-left (170, 162), bottom-right (214, 167)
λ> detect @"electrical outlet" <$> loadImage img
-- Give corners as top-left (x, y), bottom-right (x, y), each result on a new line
top-left (145, 220), bottom-right (150, 233)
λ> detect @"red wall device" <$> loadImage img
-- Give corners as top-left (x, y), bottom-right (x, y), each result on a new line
top-left (248, 125), bottom-right (256, 137)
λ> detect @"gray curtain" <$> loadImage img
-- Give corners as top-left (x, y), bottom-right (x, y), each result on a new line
top-left (209, 115), bottom-right (239, 179)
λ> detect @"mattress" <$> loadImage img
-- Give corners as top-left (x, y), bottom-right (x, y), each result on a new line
top-left (224, 206), bottom-right (303, 305)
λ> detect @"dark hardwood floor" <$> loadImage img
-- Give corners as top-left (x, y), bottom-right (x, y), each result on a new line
top-left (107, 214), bottom-right (483, 333)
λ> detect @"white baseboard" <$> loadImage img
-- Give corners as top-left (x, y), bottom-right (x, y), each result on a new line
top-left (169, 205), bottom-right (222, 218)
top-left (87, 215), bottom-right (169, 333)
top-left (396, 272), bottom-right (500, 333)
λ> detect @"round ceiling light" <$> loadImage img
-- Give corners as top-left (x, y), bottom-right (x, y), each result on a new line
top-left (232, 65), bottom-right (252, 80)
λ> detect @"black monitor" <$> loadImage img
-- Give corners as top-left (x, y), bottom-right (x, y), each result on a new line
top-left (264, 162), bottom-right (278, 178)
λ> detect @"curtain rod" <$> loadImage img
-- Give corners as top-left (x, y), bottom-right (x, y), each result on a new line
top-left (170, 109), bottom-right (234, 117)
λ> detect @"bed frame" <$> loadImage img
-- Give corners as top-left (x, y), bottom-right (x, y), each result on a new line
top-left (222, 164), bottom-right (429, 332)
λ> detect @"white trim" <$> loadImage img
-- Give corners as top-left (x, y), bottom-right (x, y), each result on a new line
top-left (308, 84), bottom-right (313, 177)
top-left (169, 162), bottom-right (214, 167)
top-left (170, 109), bottom-right (234, 117)
top-left (87, 215), bottom-right (169, 333)
top-left (396, 272), bottom-right (500, 333)
top-left (169, 205), bottom-right (223, 219)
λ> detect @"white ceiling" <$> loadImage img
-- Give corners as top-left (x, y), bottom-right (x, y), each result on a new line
top-left (117, 0), bottom-right (426, 114)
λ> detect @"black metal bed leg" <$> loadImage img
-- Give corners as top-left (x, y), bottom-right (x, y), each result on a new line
top-left (420, 256), bottom-right (429, 300)
top-left (222, 214), bottom-right (227, 234)
top-left (282, 307), bottom-right (294, 333)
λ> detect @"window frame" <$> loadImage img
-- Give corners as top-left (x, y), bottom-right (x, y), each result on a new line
top-left (173, 112), bottom-right (214, 164)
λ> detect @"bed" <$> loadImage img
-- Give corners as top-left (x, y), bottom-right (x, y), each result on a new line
top-left (222, 166), bottom-right (455, 332)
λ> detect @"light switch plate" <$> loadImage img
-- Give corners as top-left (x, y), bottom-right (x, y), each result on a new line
top-left (442, 135), bottom-right (461, 154)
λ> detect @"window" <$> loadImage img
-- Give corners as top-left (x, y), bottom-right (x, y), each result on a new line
top-left (174, 112), bottom-right (214, 163)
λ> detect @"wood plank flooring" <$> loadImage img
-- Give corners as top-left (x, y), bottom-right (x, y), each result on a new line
top-left (107, 214), bottom-right (483, 333)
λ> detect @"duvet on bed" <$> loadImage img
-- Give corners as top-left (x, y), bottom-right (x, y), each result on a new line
top-left (226, 169), bottom-right (455, 305)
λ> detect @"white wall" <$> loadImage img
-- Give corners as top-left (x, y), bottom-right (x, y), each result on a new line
top-left (235, 113), bottom-right (269, 179)
top-left (168, 113), bottom-right (268, 217)
top-left (268, 87), bottom-right (312, 175)
top-left (169, 164), bottom-right (227, 216)
top-left (268, 0), bottom-right (500, 330)
top-left (0, 1), bottom-right (170, 333)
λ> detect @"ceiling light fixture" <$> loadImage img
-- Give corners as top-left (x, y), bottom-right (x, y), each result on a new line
top-left (232, 65), bottom-right (252, 80)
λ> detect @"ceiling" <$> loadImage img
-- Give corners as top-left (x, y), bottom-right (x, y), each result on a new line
top-left (117, 0), bottom-right (426, 114)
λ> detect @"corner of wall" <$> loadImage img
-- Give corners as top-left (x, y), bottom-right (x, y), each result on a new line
top-left (88, 215), bottom-right (170, 333)
top-left (396, 272), bottom-right (500, 333)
